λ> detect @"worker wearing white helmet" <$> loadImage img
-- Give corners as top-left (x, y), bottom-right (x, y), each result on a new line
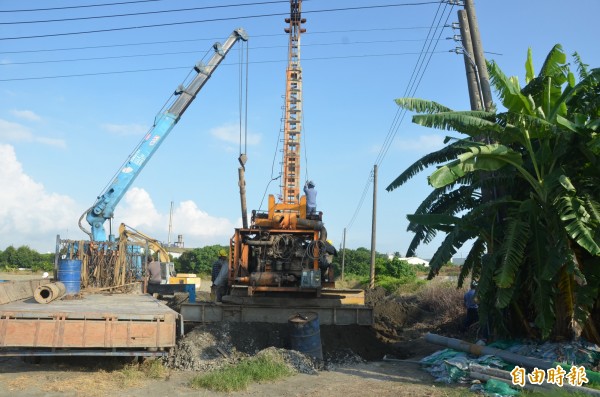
top-left (304, 180), bottom-right (317, 215)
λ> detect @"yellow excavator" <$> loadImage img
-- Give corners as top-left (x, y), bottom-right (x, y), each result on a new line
top-left (118, 223), bottom-right (201, 288)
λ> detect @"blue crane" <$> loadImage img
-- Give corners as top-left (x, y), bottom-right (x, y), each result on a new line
top-left (82, 28), bottom-right (248, 242)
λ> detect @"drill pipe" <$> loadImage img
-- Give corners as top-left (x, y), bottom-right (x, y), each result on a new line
top-left (34, 282), bottom-right (66, 304)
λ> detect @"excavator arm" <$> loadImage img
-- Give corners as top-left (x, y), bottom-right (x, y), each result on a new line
top-left (84, 28), bottom-right (248, 241)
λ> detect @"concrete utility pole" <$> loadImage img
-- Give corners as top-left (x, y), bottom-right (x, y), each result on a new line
top-left (369, 165), bottom-right (377, 290)
top-left (464, 0), bottom-right (493, 111)
top-left (457, 10), bottom-right (483, 111)
top-left (341, 227), bottom-right (346, 281)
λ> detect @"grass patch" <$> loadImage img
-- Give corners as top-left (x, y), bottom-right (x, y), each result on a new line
top-left (189, 354), bottom-right (294, 392)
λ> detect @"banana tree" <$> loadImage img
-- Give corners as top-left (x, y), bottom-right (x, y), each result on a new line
top-left (388, 45), bottom-right (600, 340)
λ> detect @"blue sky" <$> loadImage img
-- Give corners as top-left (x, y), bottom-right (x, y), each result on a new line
top-left (1, 0), bottom-right (598, 256)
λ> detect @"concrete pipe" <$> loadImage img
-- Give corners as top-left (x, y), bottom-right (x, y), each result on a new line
top-left (34, 282), bottom-right (67, 304)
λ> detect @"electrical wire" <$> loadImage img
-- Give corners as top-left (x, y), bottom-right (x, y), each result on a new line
top-left (2, 38), bottom-right (434, 66)
top-left (3, 27), bottom-right (432, 55)
top-left (0, 2), bottom-right (443, 41)
top-left (344, 1), bottom-right (455, 232)
top-left (0, 0), bottom-right (167, 13)
top-left (1, 1), bottom-right (291, 24)
top-left (0, 51), bottom-right (448, 82)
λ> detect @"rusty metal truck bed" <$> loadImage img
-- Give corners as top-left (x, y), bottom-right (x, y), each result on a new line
top-left (0, 291), bottom-right (179, 354)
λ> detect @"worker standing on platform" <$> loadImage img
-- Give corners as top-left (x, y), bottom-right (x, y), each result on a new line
top-left (304, 180), bottom-right (317, 215)
top-left (213, 250), bottom-right (229, 303)
top-left (211, 249), bottom-right (228, 301)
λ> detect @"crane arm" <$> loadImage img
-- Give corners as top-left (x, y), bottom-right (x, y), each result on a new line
top-left (118, 223), bottom-right (170, 262)
top-left (85, 28), bottom-right (248, 241)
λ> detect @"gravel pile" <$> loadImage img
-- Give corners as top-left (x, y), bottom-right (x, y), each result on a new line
top-left (166, 322), bottom-right (373, 373)
top-left (166, 322), bottom-right (243, 371)
top-left (256, 347), bottom-right (318, 374)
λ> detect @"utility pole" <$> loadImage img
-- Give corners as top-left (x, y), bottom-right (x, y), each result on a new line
top-left (464, 0), bottom-right (493, 111)
top-left (457, 10), bottom-right (483, 111)
top-left (341, 227), bottom-right (346, 281)
top-left (369, 165), bottom-right (377, 290)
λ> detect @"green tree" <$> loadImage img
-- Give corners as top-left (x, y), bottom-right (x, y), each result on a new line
top-left (174, 245), bottom-right (228, 276)
top-left (387, 45), bottom-right (600, 341)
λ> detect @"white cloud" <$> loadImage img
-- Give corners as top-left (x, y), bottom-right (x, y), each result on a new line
top-left (0, 119), bottom-right (33, 141)
top-left (210, 122), bottom-right (261, 145)
top-left (0, 146), bottom-right (236, 251)
top-left (0, 118), bottom-right (66, 148)
top-left (10, 109), bottom-right (41, 122)
top-left (0, 144), bottom-right (79, 251)
top-left (101, 123), bottom-right (148, 136)
top-left (116, 188), bottom-right (237, 248)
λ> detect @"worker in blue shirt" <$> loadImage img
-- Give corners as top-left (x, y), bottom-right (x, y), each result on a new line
top-left (463, 280), bottom-right (479, 330)
top-left (304, 180), bottom-right (317, 215)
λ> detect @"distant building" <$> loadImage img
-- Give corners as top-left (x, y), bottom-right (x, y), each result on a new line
top-left (398, 257), bottom-right (430, 267)
top-left (451, 257), bottom-right (466, 266)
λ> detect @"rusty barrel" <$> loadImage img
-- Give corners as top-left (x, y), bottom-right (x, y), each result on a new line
top-left (288, 312), bottom-right (323, 360)
top-left (57, 259), bottom-right (82, 295)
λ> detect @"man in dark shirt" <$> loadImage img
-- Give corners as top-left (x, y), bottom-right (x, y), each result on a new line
top-left (211, 249), bottom-right (228, 301)
top-left (146, 257), bottom-right (162, 285)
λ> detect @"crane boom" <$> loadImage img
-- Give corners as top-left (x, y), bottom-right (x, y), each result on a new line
top-left (85, 28), bottom-right (248, 242)
top-left (281, 0), bottom-right (306, 205)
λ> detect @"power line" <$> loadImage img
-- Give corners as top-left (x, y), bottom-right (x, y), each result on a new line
top-left (0, 51), bottom-right (448, 82)
top-left (1, 1), bottom-right (290, 25)
top-left (0, 2), bottom-right (443, 41)
top-left (0, 0), bottom-right (167, 13)
top-left (3, 26), bottom-right (432, 55)
top-left (2, 39), bottom-right (436, 66)
top-left (344, 1), bottom-right (455, 231)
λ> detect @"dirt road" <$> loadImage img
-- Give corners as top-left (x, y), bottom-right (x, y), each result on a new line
top-left (0, 355), bottom-right (466, 397)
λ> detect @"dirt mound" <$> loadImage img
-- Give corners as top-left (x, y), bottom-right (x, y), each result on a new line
top-left (365, 283), bottom-right (467, 358)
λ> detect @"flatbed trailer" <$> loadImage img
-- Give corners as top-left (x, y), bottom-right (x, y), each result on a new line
top-left (0, 280), bottom-right (180, 357)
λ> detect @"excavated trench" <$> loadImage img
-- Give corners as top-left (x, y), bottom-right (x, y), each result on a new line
top-left (168, 286), bottom-right (466, 371)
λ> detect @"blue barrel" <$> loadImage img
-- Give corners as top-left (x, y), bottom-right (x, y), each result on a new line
top-left (57, 259), bottom-right (82, 295)
top-left (288, 312), bottom-right (323, 360)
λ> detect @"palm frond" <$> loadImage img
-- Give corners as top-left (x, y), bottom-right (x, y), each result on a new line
top-left (428, 144), bottom-right (523, 189)
top-left (458, 237), bottom-right (486, 288)
top-left (386, 140), bottom-right (465, 191)
top-left (496, 284), bottom-right (517, 309)
top-left (572, 52), bottom-right (590, 79)
top-left (412, 112), bottom-right (502, 136)
top-left (394, 97), bottom-right (452, 114)
top-left (538, 44), bottom-right (567, 80)
top-left (555, 177), bottom-right (600, 255)
top-left (532, 278), bottom-right (556, 339)
top-left (405, 224), bottom-right (437, 257)
top-left (487, 59), bottom-right (533, 113)
top-left (551, 68), bottom-right (600, 120)
top-left (494, 217), bottom-right (529, 288)
top-left (427, 227), bottom-right (478, 279)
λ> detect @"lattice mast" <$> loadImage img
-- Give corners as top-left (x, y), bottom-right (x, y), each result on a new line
top-left (281, 0), bottom-right (306, 205)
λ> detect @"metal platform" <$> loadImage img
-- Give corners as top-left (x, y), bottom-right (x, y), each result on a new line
top-left (181, 292), bottom-right (373, 326)
top-left (0, 291), bottom-right (180, 353)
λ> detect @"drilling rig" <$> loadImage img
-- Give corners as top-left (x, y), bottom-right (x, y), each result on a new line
top-left (225, 0), bottom-right (332, 297)
top-left (180, 0), bottom-right (372, 325)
